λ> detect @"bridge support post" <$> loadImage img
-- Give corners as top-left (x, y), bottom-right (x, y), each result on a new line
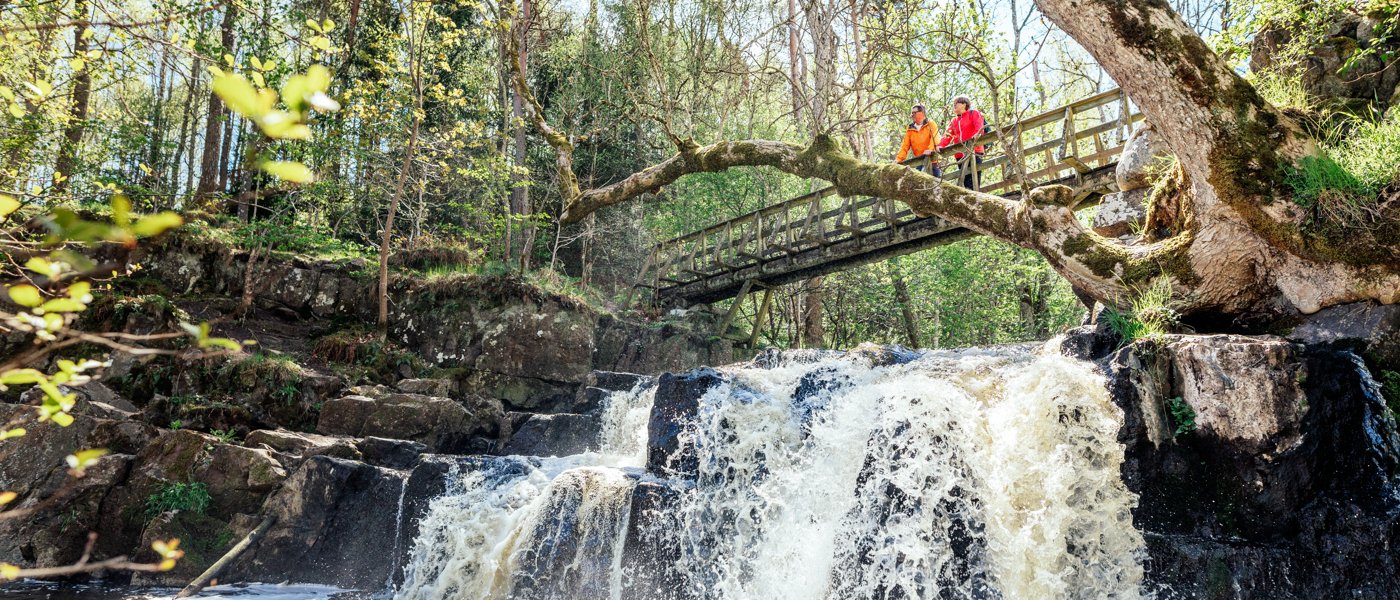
top-left (749, 287), bottom-right (774, 348)
top-left (718, 279), bottom-right (755, 339)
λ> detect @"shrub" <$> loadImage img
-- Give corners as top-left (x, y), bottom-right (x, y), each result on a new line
top-left (145, 482), bottom-right (211, 517)
top-left (1167, 396), bottom-right (1197, 437)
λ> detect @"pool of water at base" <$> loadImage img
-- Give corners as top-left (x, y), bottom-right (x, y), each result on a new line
top-left (0, 581), bottom-right (372, 600)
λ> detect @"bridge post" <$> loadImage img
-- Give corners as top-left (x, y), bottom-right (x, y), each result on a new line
top-left (717, 278), bottom-right (755, 340)
top-left (749, 287), bottom-right (774, 348)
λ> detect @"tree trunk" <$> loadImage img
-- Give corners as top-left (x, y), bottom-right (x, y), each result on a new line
top-left (887, 258), bottom-right (921, 347)
top-left (52, 0), bottom-right (92, 198)
top-left (510, 0), bottom-right (533, 272)
top-left (196, 4), bottom-right (236, 201)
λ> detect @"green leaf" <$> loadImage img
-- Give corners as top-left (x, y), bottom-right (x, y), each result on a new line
top-left (66, 448), bottom-right (107, 471)
top-left (0, 369), bottom-right (44, 385)
top-left (0, 429), bottom-right (25, 441)
top-left (260, 161), bottom-right (315, 183)
top-left (38, 298), bottom-right (86, 313)
top-left (0, 194), bottom-right (19, 219)
top-left (110, 195), bottom-right (131, 228)
top-left (50, 412), bottom-right (74, 427)
top-left (8, 285), bottom-right (42, 307)
top-left (132, 212), bottom-right (183, 237)
top-left (24, 257), bottom-right (56, 277)
top-left (199, 337), bottom-right (243, 351)
top-left (212, 74), bottom-right (273, 118)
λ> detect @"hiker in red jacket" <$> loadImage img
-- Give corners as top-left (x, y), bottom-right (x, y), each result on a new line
top-left (937, 96), bottom-right (986, 190)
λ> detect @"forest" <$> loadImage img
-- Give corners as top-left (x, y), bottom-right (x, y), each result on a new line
top-left (1, 0), bottom-right (1400, 593)
top-left (6, 0), bottom-right (1394, 353)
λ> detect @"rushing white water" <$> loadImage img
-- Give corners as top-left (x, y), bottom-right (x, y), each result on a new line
top-left (394, 344), bottom-right (1148, 600)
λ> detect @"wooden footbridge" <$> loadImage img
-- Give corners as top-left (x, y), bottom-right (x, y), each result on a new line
top-left (630, 88), bottom-right (1144, 316)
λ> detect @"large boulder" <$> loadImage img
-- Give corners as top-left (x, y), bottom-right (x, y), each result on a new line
top-left (501, 413), bottom-right (600, 457)
top-left (1286, 301), bottom-right (1400, 367)
top-left (647, 368), bottom-right (724, 477)
top-left (1109, 334), bottom-right (1400, 597)
top-left (1252, 8), bottom-right (1400, 118)
top-left (95, 429), bottom-right (288, 557)
top-left (231, 456), bottom-right (409, 589)
top-left (316, 392), bottom-right (500, 453)
top-left (244, 429), bottom-right (363, 462)
top-left (1091, 188), bottom-right (1148, 238)
top-left (1114, 123), bottom-right (1172, 192)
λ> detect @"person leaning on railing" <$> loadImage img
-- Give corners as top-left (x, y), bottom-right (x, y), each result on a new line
top-left (938, 96), bottom-right (986, 190)
top-left (896, 104), bottom-right (941, 177)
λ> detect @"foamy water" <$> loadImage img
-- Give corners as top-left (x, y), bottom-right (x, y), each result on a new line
top-left (394, 345), bottom-right (1148, 599)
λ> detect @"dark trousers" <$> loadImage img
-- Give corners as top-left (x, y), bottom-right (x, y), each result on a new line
top-left (915, 162), bottom-right (943, 178)
top-left (959, 154), bottom-right (985, 190)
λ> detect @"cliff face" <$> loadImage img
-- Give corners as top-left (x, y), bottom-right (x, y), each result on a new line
top-left (1061, 319), bottom-right (1400, 598)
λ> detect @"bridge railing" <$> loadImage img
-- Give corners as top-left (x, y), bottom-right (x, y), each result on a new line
top-left (633, 88), bottom-right (1144, 305)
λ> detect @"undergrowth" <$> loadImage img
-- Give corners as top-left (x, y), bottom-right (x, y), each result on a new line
top-left (144, 481), bottom-right (210, 517)
top-left (1167, 396), bottom-right (1197, 437)
top-left (1104, 279), bottom-right (1179, 345)
top-left (1284, 111), bottom-right (1400, 265)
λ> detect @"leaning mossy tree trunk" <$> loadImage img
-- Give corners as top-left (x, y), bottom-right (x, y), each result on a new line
top-left (516, 0), bottom-right (1400, 322)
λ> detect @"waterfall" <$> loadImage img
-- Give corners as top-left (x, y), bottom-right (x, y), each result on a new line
top-left (394, 345), bottom-right (1148, 600)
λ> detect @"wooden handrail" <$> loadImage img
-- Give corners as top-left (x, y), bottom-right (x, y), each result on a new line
top-left (635, 88), bottom-right (1143, 302)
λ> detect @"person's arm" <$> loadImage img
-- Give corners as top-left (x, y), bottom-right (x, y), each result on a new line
top-left (897, 131), bottom-right (912, 162)
top-left (970, 111), bottom-right (985, 140)
top-left (937, 122), bottom-right (953, 149)
top-left (923, 123), bottom-right (939, 156)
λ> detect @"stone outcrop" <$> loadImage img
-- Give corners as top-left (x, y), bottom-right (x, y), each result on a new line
top-left (316, 391), bottom-right (500, 454)
top-left (1097, 333), bottom-right (1400, 598)
top-left (1093, 123), bottom-right (1171, 238)
top-left (124, 233), bottom-right (732, 413)
top-left (1252, 7), bottom-right (1400, 118)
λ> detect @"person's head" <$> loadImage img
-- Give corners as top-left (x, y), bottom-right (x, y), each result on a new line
top-left (952, 96), bottom-right (972, 115)
top-left (910, 104), bottom-right (926, 124)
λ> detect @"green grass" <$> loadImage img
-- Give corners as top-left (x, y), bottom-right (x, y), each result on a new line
top-left (1104, 279), bottom-right (1178, 344)
top-left (145, 481), bottom-right (210, 517)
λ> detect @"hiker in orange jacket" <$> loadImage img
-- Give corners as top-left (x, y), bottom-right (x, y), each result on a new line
top-left (938, 96), bottom-right (986, 189)
top-left (896, 104), bottom-right (941, 177)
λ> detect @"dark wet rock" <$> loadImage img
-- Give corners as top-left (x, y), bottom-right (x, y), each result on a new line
top-left (502, 413), bottom-right (600, 457)
top-left (1058, 321), bottom-right (1120, 361)
top-left (355, 436), bottom-right (427, 470)
top-left (231, 455), bottom-right (407, 589)
top-left (1287, 301), bottom-right (1400, 366)
top-left (590, 370), bottom-right (651, 392)
top-left (620, 480), bottom-right (692, 600)
top-left (1110, 334), bottom-right (1400, 597)
top-left (648, 368), bottom-right (724, 477)
top-left (572, 371), bottom-right (652, 415)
